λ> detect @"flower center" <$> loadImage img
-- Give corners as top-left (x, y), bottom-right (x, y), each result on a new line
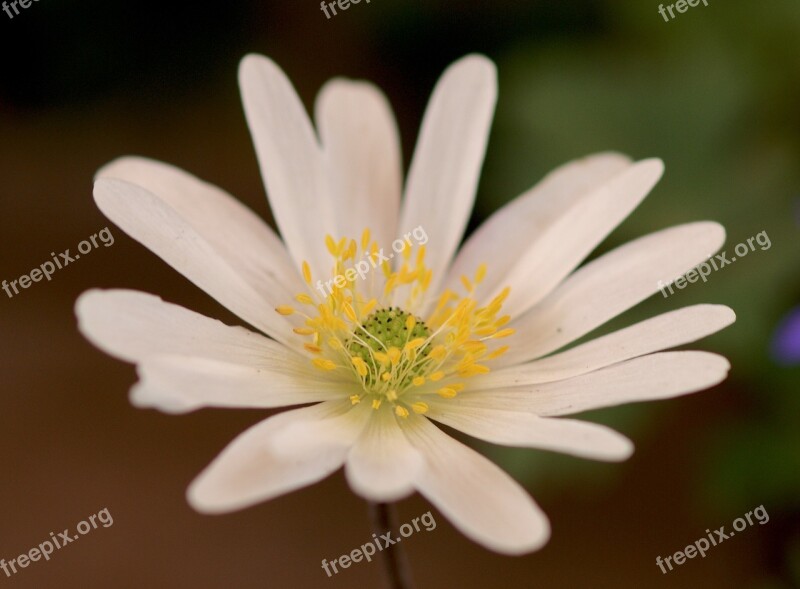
top-left (345, 307), bottom-right (432, 389)
top-left (275, 228), bottom-right (514, 419)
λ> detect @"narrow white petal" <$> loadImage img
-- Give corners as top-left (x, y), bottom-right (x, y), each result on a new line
top-left (132, 355), bottom-right (348, 414)
top-left (188, 401), bottom-right (352, 514)
top-left (425, 404), bottom-right (633, 461)
top-left (315, 79), bottom-right (402, 250)
top-left (476, 304), bottom-right (735, 387)
top-left (239, 54), bottom-right (334, 280)
top-left (345, 407), bottom-right (424, 502)
top-left (96, 156), bottom-right (303, 294)
top-left (456, 351), bottom-right (731, 417)
top-left (398, 55), bottom-right (497, 300)
top-left (93, 179), bottom-right (296, 347)
top-left (501, 222), bottom-right (726, 366)
top-left (405, 417), bottom-right (550, 555)
top-left (76, 288), bottom-right (288, 364)
top-left (437, 152), bottom-right (632, 314)
top-left (493, 159), bottom-right (664, 318)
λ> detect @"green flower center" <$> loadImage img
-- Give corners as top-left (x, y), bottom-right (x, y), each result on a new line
top-left (346, 307), bottom-right (431, 388)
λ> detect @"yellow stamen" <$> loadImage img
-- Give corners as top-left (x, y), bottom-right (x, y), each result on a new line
top-left (312, 358), bottom-right (337, 371)
top-left (437, 387), bottom-right (458, 399)
top-left (411, 402), bottom-right (429, 414)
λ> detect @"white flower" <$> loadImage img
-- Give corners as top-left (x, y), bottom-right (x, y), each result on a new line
top-left (76, 54), bottom-right (734, 555)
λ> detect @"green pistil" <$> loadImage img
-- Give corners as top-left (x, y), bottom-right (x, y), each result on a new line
top-left (346, 307), bottom-right (431, 387)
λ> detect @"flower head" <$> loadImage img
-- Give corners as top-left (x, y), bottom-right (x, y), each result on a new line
top-left (76, 54), bottom-right (733, 554)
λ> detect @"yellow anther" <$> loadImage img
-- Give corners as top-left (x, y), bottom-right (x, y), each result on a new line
top-left (344, 240), bottom-right (357, 261)
top-left (325, 234), bottom-right (338, 256)
top-left (429, 371), bottom-right (445, 382)
top-left (361, 228), bottom-right (371, 251)
top-left (372, 398), bottom-right (383, 410)
top-left (405, 338), bottom-right (426, 351)
top-left (386, 390), bottom-right (398, 402)
top-left (458, 364), bottom-right (490, 377)
top-left (429, 345), bottom-right (447, 361)
top-left (343, 302), bottom-right (357, 322)
top-left (411, 402), bottom-right (429, 414)
top-left (475, 263), bottom-right (487, 284)
top-left (374, 352), bottom-right (390, 365)
top-left (302, 261), bottom-right (312, 284)
top-left (381, 372), bottom-right (391, 382)
top-left (312, 358), bottom-right (337, 371)
top-left (412, 376), bottom-right (426, 387)
top-left (460, 340), bottom-right (487, 354)
top-left (362, 299), bottom-right (377, 316)
top-left (350, 395), bottom-right (361, 405)
top-left (275, 305), bottom-right (295, 316)
top-left (304, 343), bottom-right (322, 354)
top-left (460, 275), bottom-right (473, 292)
top-left (406, 315), bottom-right (416, 331)
top-left (437, 387), bottom-right (458, 399)
top-left (486, 345), bottom-right (509, 360)
top-left (387, 347), bottom-right (401, 364)
top-left (489, 328), bottom-right (515, 339)
top-left (395, 405), bottom-right (410, 418)
top-left (351, 357), bottom-right (368, 377)
top-left (295, 293), bottom-right (314, 305)
top-left (293, 327), bottom-right (316, 336)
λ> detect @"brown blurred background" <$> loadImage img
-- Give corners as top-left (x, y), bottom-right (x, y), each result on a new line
top-left (1, 1), bottom-right (798, 587)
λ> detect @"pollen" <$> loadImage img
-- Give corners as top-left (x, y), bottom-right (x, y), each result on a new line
top-left (280, 228), bottom-right (514, 419)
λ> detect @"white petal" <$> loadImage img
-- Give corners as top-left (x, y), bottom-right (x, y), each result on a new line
top-left (188, 401), bottom-right (352, 514)
top-left (96, 156), bottom-right (303, 294)
top-left (476, 304), bottom-right (735, 387)
top-left (239, 54), bottom-right (334, 280)
top-left (132, 355), bottom-right (348, 414)
top-left (405, 417), bottom-right (550, 555)
top-left (397, 55), bottom-right (497, 301)
top-left (425, 403), bottom-right (632, 461)
top-left (315, 79), bottom-right (402, 250)
top-left (344, 407), bottom-right (424, 502)
top-left (501, 222), bottom-right (726, 366)
top-left (93, 179), bottom-right (296, 347)
top-left (455, 351), bottom-right (731, 416)
top-left (491, 159), bottom-right (664, 318)
top-left (268, 402), bottom-right (371, 457)
top-left (437, 152), bottom-right (632, 314)
top-left (76, 288), bottom-right (286, 364)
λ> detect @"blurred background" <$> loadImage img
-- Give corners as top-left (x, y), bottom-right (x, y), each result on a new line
top-left (1, 0), bottom-right (798, 587)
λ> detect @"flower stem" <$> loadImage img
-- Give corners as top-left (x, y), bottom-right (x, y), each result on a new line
top-left (367, 502), bottom-right (415, 589)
